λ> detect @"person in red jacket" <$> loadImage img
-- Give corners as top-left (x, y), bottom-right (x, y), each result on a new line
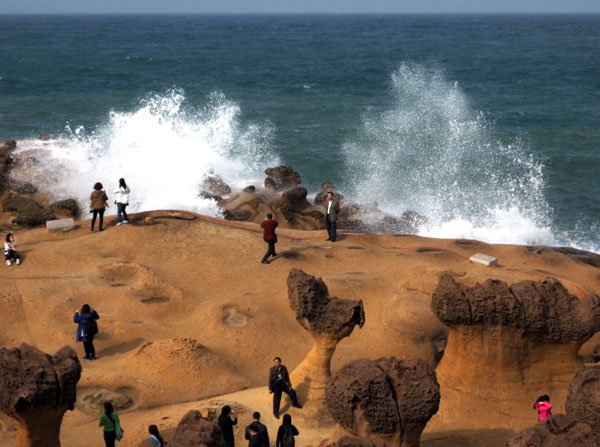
top-left (261, 213), bottom-right (278, 264)
top-left (533, 395), bottom-right (552, 421)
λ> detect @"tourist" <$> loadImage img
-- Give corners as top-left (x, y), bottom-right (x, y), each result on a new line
top-left (261, 213), bottom-right (278, 264)
top-left (74, 304), bottom-right (99, 360)
top-left (218, 405), bottom-right (237, 447)
top-left (245, 412), bottom-right (269, 447)
top-left (99, 402), bottom-right (121, 447)
top-left (276, 415), bottom-right (299, 447)
top-left (325, 192), bottom-right (340, 242)
top-left (4, 233), bottom-right (21, 266)
top-left (149, 424), bottom-right (164, 447)
top-left (113, 178), bottom-right (130, 225)
top-left (90, 182), bottom-right (109, 232)
top-left (269, 357), bottom-right (302, 419)
top-left (533, 395), bottom-right (552, 421)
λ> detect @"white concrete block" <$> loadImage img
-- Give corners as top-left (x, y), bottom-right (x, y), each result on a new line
top-left (469, 253), bottom-right (498, 266)
top-left (46, 218), bottom-right (75, 232)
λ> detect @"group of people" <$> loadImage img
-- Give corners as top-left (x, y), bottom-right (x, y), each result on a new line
top-left (261, 191), bottom-right (340, 264)
top-left (90, 178), bottom-right (131, 231)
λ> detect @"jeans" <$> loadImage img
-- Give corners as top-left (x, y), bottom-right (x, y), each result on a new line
top-left (117, 203), bottom-right (128, 223)
top-left (83, 334), bottom-right (95, 359)
top-left (103, 430), bottom-right (116, 447)
top-left (326, 215), bottom-right (337, 241)
top-left (262, 237), bottom-right (277, 261)
top-left (4, 249), bottom-right (20, 261)
top-left (91, 209), bottom-right (105, 230)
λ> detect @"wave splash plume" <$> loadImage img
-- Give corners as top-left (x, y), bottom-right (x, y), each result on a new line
top-left (343, 63), bottom-right (556, 247)
top-left (15, 89), bottom-right (277, 216)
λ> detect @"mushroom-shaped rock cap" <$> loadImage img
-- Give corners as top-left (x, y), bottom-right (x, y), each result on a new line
top-left (506, 414), bottom-right (600, 447)
top-left (172, 410), bottom-right (227, 447)
top-left (287, 269), bottom-right (365, 337)
top-left (432, 275), bottom-right (600, 343)
top-left (566, 367), bottom-right (600, 433)
top-left (326, 358), bottom-right (440, 436)
top-left (0, 344), bottom-right (81, 416)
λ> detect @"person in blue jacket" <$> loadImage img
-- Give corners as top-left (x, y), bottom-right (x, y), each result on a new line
top-left (74, 304), bottom-right (99, 360)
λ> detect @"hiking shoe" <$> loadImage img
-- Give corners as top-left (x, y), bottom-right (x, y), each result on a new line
top-left (116, 222), bottom-right (122, 226)
top-left (261, 259), bottom-right (270, 264)
top-left (123, 220), bottom-right (129, 224)
top-left (292, 403), bottom-right (303, 409)
top-left (6, 260), bottom-right (11, 266)
top-left (272, 253), bottom-right (278, 257)
top-left (16, 259), bottom-right (20, 265)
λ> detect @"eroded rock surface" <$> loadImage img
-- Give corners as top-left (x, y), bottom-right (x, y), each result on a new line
top-left (50, 199), bottom-right (80, 218)
top-left (325, 357), bottom-right (439, 447)
top-left (263, 165), bottom-right (301, 191)
top-left (171, 410), bottom-right (226, 447)
top-left (432, 275), bottom-right (600, 430)
top-left (0, 344), bottom-right (82, 447)
top-left (565, 367), bottom-right (600, 433)
top-left (3, 193), bottom-right (56, 225)
top-left (506, 414), bottom-right (600, 447)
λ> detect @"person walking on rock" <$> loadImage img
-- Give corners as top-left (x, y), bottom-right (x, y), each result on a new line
top-left (245, 412), bottom-right (269, 447)
top-left (4, 233), bottom-right (21, 266)
top-left (90, 182), bottom-right (109, 231)
top-left (276, 415), bottom-right (299, 447)
top-left (99, 402), bottom-right (121, 447)
top-left (218, 405), bottom-right (238, 447)
top-left (74, 304), bottom-right (99, 360)
top-left (533, 395), bottom-right (552, 421)
top-left (113, 178), bottom-right (130, 225)
top-left (269, 357), bottom-right (302, 419)
top-left (261, 213), bottom-right (278, 264)
top-left (148, 424), bottom-right (164, 447)
top-left (325, 192), bottom-right (340, 242)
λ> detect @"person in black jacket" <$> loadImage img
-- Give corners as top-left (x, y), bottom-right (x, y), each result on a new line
top-left (269, 357), bottom-right (302, 419)
top-left (276, 415), bottom-right (299, 447)
top-left (218, 405), bottom-right (237, 447)
top-left (245, 412), bottom-right (269, 447)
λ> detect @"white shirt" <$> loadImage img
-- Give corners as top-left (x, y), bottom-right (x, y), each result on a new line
top-left (113, 186), bottom-right (130, 204)
top-left (327, 200), bottom-right (332, 214)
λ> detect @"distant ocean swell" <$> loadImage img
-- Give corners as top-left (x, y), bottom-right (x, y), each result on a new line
top-left (11, 64), bottom-right (597, 253)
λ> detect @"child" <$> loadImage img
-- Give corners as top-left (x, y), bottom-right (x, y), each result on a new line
top-left (533, 394), bottom-right (552, 421)
top-left (4, 233), bottom-right (21, 266)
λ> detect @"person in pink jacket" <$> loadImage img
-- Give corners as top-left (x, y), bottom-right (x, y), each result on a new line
top-left (533, 394), bottom-right (552, 421)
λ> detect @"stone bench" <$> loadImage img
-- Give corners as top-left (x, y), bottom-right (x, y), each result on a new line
top-left (46, 218), bottom-right (75, 232)
top-left (469, 253), bottom-right (498, 266)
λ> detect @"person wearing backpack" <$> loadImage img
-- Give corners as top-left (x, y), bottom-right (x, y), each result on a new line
top-left (99, 401), bottom-right (123, 447)
top-left (276, 415), bottom-right (299, 447)
top-left (74, 304), bottom-right (99, 360)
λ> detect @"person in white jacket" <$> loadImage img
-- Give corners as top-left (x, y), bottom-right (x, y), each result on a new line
top-left (114, 178), bottom-right (130, 225)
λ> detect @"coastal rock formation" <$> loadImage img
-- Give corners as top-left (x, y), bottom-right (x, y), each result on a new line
top-left (506, 414), bottom-right (600, 447)
top-left (287, 269), bottom-right (365, 421)
top-left (271, 187), bottom-right (325, 228)
top-left (8, 179), bottom-right (38, 195)
top-left (565, 367), bottom-right (600, 433)
top-left (171, 410), bottom-right (226, 447)
top-left (3, 193), bottom-right (56, 225)
top-left (50, 199), bottom-right (80, 218)
top-left (0, 140), bottom-right (16, 191)
top-left (431, 275), bottom-right (600, 429)
top-left (314, 182), bottom-right (344, 205)
top-left (264, 165), bottom-right (301, 191)
top-left (325, 357), bottom-right (440, 447)
top-left (0, 344), bottom-right (82, 447)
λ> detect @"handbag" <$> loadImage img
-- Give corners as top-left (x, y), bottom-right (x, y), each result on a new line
top-left (108, 413), bottom-right (124, 441)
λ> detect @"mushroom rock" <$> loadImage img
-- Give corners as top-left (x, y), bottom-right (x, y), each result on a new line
top-left (0, 344), bottom-right (82, 447)
top-left (287, 269), bottom-right (365, 421)
top-left (325, 357), bottom-right (440, 447)
top-left (506, 414), bottom-right (600, 447)
top-left (431, 275), bottom-right (600, 430)
top-left (171, 410), bottom-right (226, 447)
top-left (263, 165), bottom-right (301, 191)
top-left (314, 182), bottom-right (344, 206)
top-left (271, 187), bottom-right (325, 229)
top-left (565, 367), bottom-right (600, 433)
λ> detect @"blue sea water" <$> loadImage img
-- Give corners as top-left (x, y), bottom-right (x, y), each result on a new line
top-left (0, 14), bottom-right (599, 250)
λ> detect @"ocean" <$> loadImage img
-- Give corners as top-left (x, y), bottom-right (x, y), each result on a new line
top-left (1, 14), bottom-right (599, 250)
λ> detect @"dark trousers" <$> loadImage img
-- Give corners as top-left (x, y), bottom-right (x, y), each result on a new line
top-left (117, 203), bottom-right (128, 223)
top-left (103, 430), bottom-right (116, 447)
top-left (4, 249), bottom-right (20, 261)
top-left (91, 209), bottom-right (105, 230)
top-left (272, 381), bottom-right (299, 417)
top-left (262, 237), bottom-right (277, 262)
top-left (83, 335), bottom-right (96, 359)
top-left (326, 215), bottom-right (337, 241)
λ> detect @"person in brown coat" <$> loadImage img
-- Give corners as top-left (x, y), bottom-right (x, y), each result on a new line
top-left (90, 182), bottom-right (109, 232)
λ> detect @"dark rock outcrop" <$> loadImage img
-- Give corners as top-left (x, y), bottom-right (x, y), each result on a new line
top-left (326, 357), bottom-right (440, 447)
top-left (264, 166), bottom-right (301, 191)
top-left (506, 414), bottom-right (600, 447)
top-left (431, 275), bottom-right (600, 430)
top-left (3, 193), bottom-right (56, 225)
top-left (50, 199), bottom-right (80, 218)
top-left (287, 269), bottom-right (365, 421)
top-left (171, 410), bottom-right (227, 447)
top-left (243, 185), bottom-right (256, 193)
top-left (8, 180), bottom-right (38, 195)
top-left (200, 170), bottom-right (231, 202)
top-left (314, 182), bottom-right (344, 206)
top-left (565, 367), bottom-right (600, 433)
top-left (271, 186), bottom-right (325, 229)
top-left (38, 134), bottom-right (53, 141)
top-left (0, 141), bottom-right (16, 191)
top-left (0, 344), bottom-right (82, 447)
top-left (222, 208), bottom-right (253, 222)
